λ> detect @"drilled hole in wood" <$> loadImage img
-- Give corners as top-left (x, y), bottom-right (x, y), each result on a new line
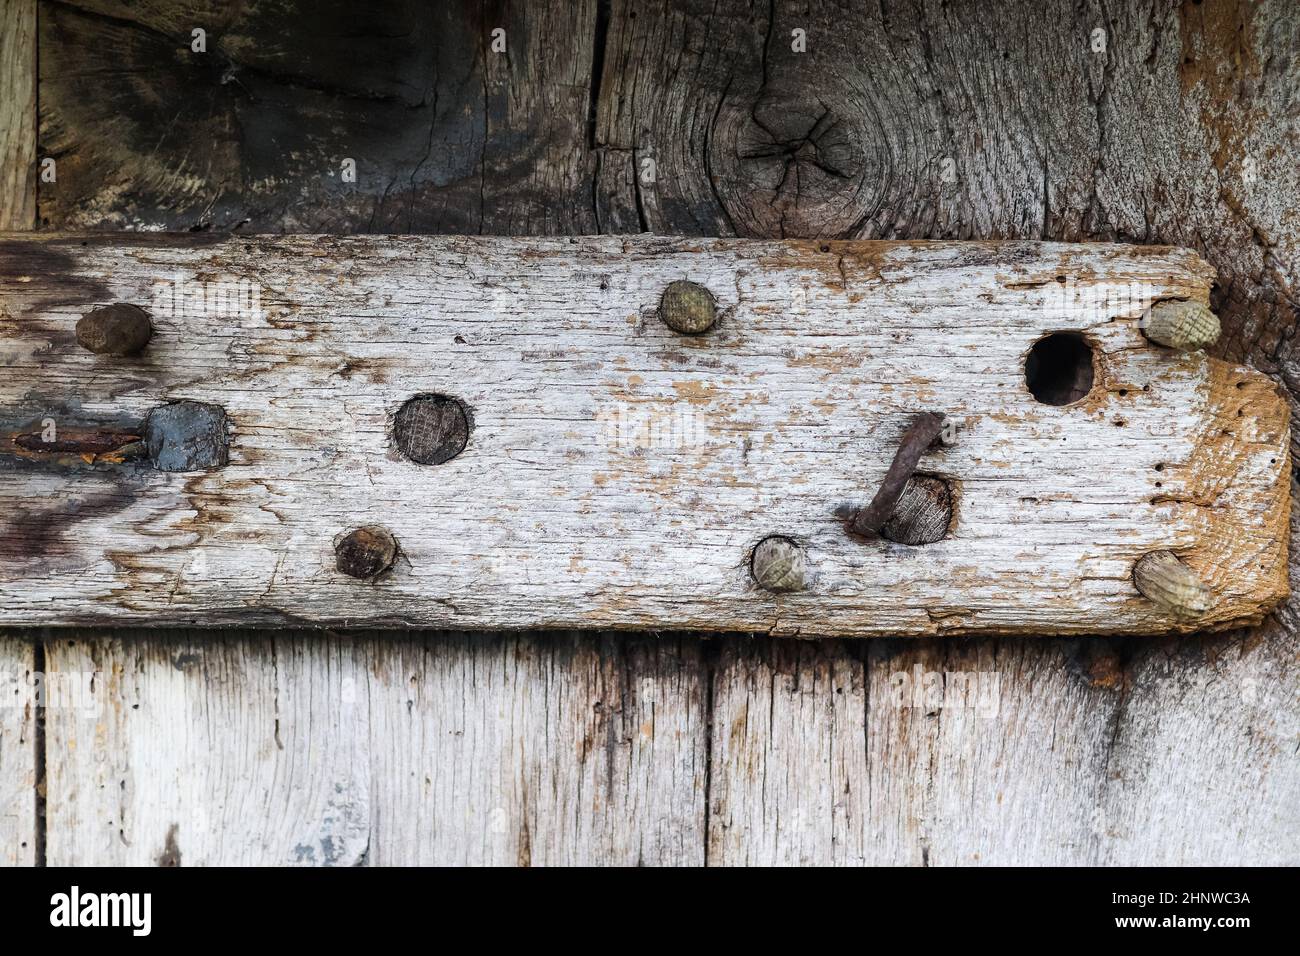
top-left (1025, 332), bottom-right (1095, 406)
top-left (393, 394), bottom-right (470, 465)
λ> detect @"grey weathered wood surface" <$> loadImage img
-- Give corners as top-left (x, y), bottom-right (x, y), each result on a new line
top-left (0, 0), bottom-right (34, 232)
top-left (0, 0), bottom-right (38, 866)
top-left (0, 0), bottom-right (1296, 865)
top-left (2, 235), bottom-right (1289, 634)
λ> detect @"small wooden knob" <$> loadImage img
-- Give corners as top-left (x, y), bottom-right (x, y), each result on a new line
top-left (751, 536), bottom-right (807, 593)
top-left (659, 281), bottom-right (717, 335)
top-left (336, 526), bottom-right (399, 580)
top-left (1133, 550), bottom-right (1215, 616)
top-left (393, 395), bottom-right (470, 465)
top-left (881, 475), bottom-right (952, 545)
top-left (1143, 301), bottom-right (1220, 351)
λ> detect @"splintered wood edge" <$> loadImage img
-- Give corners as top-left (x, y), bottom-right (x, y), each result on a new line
top-left (1181, 360), bottom-right (1290, 630)
top-left (0, 234), bottom-right (1290, 635)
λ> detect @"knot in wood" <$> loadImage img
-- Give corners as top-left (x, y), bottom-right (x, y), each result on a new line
top-left (714, 90), bottom-right (878, 238)
top-left (393, 395), bottom-right (470, 465)
top-left (335, 526), bottom-right (398, 580)
top-left (76, 303), bottom-right (153, 356)
top-left (659, 281), bottom-right (718, 335)
top-left (751, 536), bottom-right (807, 593)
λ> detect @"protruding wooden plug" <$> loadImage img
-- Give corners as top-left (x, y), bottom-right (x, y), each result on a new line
top-left (1142, 301), bottom-right (1220, 351)
top-left (335, 526), bottom-right (399, 580)
top-left (1133, 550), bottom-right (1215, 616)
top-left (659, 280), bottom-right (717, 335)
top-left (393, 394), bottom-right (470, 465)
top-left (76, 303), bottom-right (154, 356)
top-left (751, 536), bottom-right (807, 593)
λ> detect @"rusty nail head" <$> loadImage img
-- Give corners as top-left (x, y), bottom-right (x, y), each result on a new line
top-left (336, 526), bottom-right (399, 580)
top-left (659, 281), bottom-right (718, 335)
top-left (76, 303), bottom-right (154, 356)
top-left (144, 401), bottom-right (229, 472)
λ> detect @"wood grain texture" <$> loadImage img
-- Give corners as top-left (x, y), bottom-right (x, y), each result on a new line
top-left (41, 631), bottom-right (705, 865)
top-left (0, 0), bottom-right (38, 868)
top-left (36, 0), bottom-right (599, 234)
top-left (22, 0), bottom-right (1300, 865)
top-left (0, 235), bottom-right (1288, 634)
top-left (0, 0), bottom-right (36, 230)
top-left (708, 585), bottom-right (1300, 864)
top-left (0, 636), bottom-right (36, 866)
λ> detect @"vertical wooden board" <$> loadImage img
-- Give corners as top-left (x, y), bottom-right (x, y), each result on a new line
top-left (705, 641), bottom-right (871, 865)
top-left (44, 632), bottom-right (372, 866)
top-left (705, 637), bottom-right (1117, 865)
top-left (0, 635), bottom-right (36, 866)
top-left (1091, 485), bottom-right (1300, 866)
top-left (861, 639), bottom-right (1122, 866)
top-left (365, 634), bottom-right (707, 866)
top-left (1091, 621), bottom-right (1300, 865)
top-left (0, 0), bottom-right (37, 867)
top-left (708, 599), bottom-right (1299, 866)
top-left (42, 631), bottom-right (707, 865)
top-left (0, 0), bottom-right (36, 231)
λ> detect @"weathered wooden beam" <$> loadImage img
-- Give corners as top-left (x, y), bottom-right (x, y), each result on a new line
top-left (0, 234), bottom-right (1289, 635)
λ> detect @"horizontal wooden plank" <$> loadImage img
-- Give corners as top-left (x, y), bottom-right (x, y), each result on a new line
top-left (0, 235), bottom-right (1289, 635)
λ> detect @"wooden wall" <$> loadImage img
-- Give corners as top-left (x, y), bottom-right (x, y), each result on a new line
top-left (1, 0), bottom-right (1297, 864)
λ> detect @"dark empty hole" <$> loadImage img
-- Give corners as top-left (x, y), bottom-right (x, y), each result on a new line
top-left (1025, 332), bottom-right (1095, 406)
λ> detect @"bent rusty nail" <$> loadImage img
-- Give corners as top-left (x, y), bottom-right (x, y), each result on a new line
top-left (839, 411), bottom-right (946, 537)
top-left (7, 428), bottom-right (146, 466)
